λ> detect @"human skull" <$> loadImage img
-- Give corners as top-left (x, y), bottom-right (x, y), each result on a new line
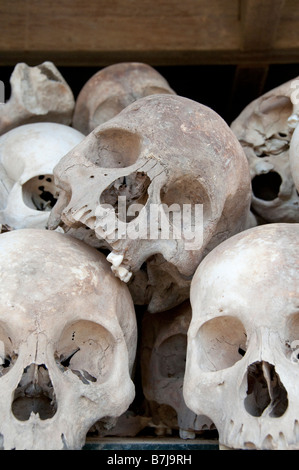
top-left (289, 121), bottom-right (299, 193)
top-left (184, 223), bottom-right (299, 450)
top-left (0, 62), bottom-right (75, 136)
top-left (141, 300), bottom-right (214, 439)
top-left (48, 94), bottom-right (251, 313)
top-left (0, 228), bottom-right (137, 450)
top-left (72, 62), bottom-right (176, 135)
top-left (231, 78), bottom-right (299, 223)
top-left (0, 122), bottom-right (84, 230)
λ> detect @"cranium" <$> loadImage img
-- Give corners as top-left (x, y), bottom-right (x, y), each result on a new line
top-left (72, 62), bottom-right (176, 135)
top-left (0, 122), bottom-right (84, 230)
top-left (184, 223), bottom-right (299, 450)
top-left (231, 78), bottom-right (299, 223)
top-left (0, 62), bottom-right (75, 136)
top-left (48, 94), bottom-right (251, 313)
top-left (141, 300), bottom-right (214, 439)
top-left (0, 228), bottom-right (137, 449)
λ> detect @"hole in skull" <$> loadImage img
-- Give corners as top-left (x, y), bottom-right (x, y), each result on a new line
top-left (12, 363), bottom-right (57, 421)
top-left (22, 174), bottom-right (58, 211)
top-left (251, 172), bottom-right (282, 201)
top-left (158, 334), bottom-right (187, 379)
top-left (244, 361), bottom-right (288, 418)
top-left (55, 320), bottom-right (115, 384)
top-left (100, 172), bottom-right (150, 222)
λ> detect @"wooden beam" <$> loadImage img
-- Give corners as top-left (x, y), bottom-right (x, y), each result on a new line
top-left (241, 0), bottom-right (286, 50)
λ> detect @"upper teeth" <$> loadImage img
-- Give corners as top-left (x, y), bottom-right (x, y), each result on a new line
top-left (106, 252), bottom-right (132, 283)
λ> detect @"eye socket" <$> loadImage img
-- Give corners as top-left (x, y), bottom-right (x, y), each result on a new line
top-left (157, 333), bottom-right (187, 379)
top-left (0, 322), bottom-right (17, 377)
top-left (22, 174), bottom-right (58, 211)
top-left (55, 321), bottom-right (115, 384)
top-left (285, 313), bottom-right (299, 362)
top-left (196, 316), bottom-right (247, 372)
top-left (160, 177), bottom-right (211, 233)
top-left (251, 172), bottom-right (282, 201)
top-left (92, 129), bottom-right (141, 168)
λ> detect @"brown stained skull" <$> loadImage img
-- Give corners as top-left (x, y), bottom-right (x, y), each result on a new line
top-left (231, 78), bottom-right (299, 223)
top-left (184, 223), bottom-right (299, 450)
top-left (72, 62), bottom-right (176, 135)
top-left (0, 229), bottom-right (137, 450)
top-left (48, 94), bottom-right (251, 313)
top-left (141, 301), bottom-right (214, 438)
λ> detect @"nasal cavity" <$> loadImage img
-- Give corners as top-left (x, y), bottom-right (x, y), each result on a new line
top-left (244, 361), bottom-right (288, 418)
top-left (12, 363), bottom-right (57, 421)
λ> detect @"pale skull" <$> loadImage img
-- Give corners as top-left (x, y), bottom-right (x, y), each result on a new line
top-left (290, 121), bottom-right (299, 194)
top-left (72, 62), bottom-right (176, 135)
top-left (141, 300), bottom-right (214, 439)
top-left (184, 223), bottom-right (299, 450)
top-left (0, 229), bottom-right (137, 450)
top-left (0, 61), bottom-right (75, 136)
top-left (48, 94), bottom-right (251, 313)
top-left (231, 78), bottom-right (299, 223)
top-left (0, 122), bottom-right (84, 230)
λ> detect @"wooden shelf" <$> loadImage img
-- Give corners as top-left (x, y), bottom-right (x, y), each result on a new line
top-left (0, 0), bottom-right (298, 67)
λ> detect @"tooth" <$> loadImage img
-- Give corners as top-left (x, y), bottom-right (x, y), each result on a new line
top-left (106, 252), bottom-right (124, 267)
top-left (111, 265), bottom-right (132, 283)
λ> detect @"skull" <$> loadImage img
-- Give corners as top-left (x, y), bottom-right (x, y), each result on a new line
top-left (231, 78), bottom-right (299, 223)
top-left (48, 94), bottom-right (251, 313)
top-left (0, 62), bottom-right (75, 136)
top-left (290, 121), bottom-right (299, 193)
top-left (0, 228), bottom-right (137, 449)
top-left (141, 300), bottom-right (214, 439)
top-left (0, 122), bottom-right (84, 230)
top-left (184, 223), bottom-right (299, 450)
top-left (72, 62), bottom-right (176, 135)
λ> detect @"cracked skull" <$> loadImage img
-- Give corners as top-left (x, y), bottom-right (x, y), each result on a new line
top-left (231, 78), bottom-right (299, 223)
top-left (0, 229), bottom-right (137, 449)
top-left (0, 122), bottom-right (84, 230)
top-left (48, 94), bottom-right (251, 313)
top-left (141, 300), bottom-right (214, 439)
top-left (184, 223), bottom-right (299, 450)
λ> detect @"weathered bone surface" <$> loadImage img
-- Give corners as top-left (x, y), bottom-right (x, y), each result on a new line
top-left (48, 94), bottom-right (251, 313)
top-left (0, 229), bottom-right (137, 450)
top-left (141, 301), bottom-right (214, 438)
top-left (184, 223), bottom-right (299, 450)
top-left (0, 62), bottom-right (75, 136)
top-left (231, 78), bottom-right (299, 223)
top-left (72, 62), bottom-right (176, 135)
top-left (290, 121), bottom-right (299, 193)
top-left (0, 122), bottom-right (84, 230)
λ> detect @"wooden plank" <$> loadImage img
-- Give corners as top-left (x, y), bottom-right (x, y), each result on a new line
top-left (0, 0), bottom-right (240, 53)
top-left (0, 0), bottom-right (299, 66)
top-left (241, 0), bottom-right (286, 50)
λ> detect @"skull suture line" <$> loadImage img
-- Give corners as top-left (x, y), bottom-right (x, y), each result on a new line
top-left (231, 78), bottom-right (299, 223)
top-left (184, 223), bottom-right (299, 450)
top-left (0, 122), bottom-right (84, 230)
top-left (0, 229), bottom-right (137, 450)
top-left (48, 94), bottom-right (251, 313)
